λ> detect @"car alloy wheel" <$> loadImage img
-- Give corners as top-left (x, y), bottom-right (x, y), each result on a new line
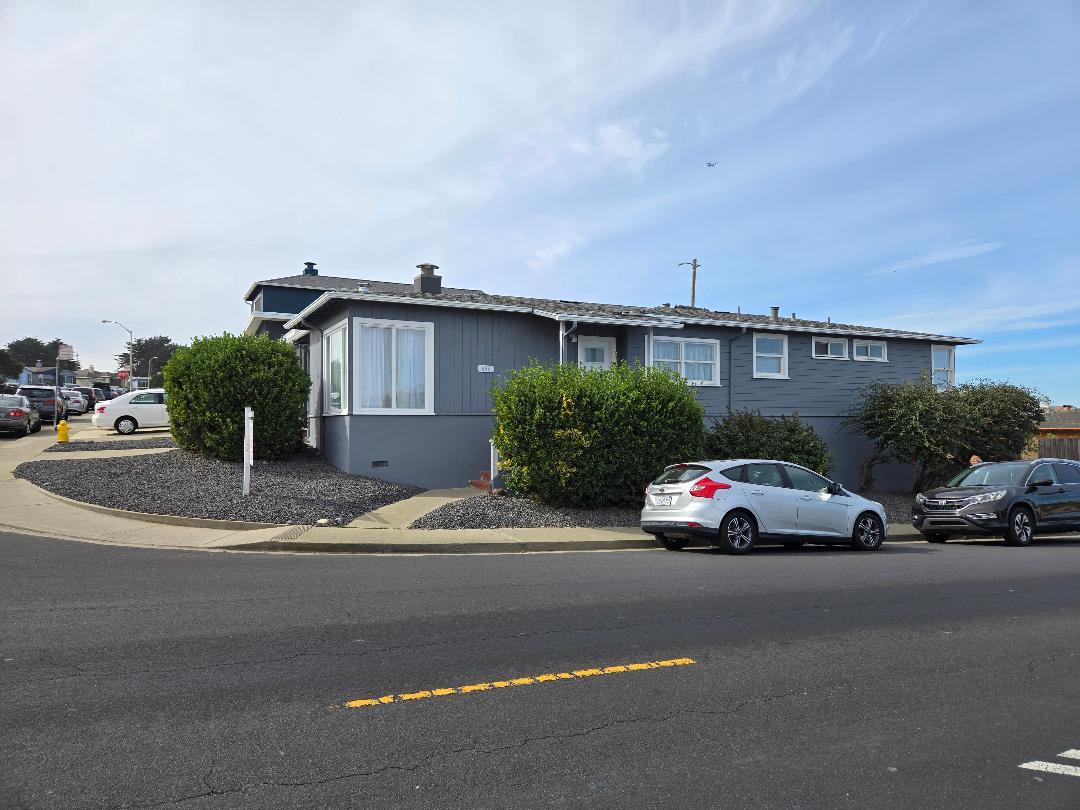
top-left (717, 512), bottom-right (756, 555)
top-left (852, 514), bottom-right (883, 551)
top-left (1007, 509), bottom-right (1033, 546)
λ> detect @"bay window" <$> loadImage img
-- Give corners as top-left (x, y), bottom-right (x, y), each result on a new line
top-left (322, 321), bottom-right (348, 414)
top-left (354, 317), bottom-right (434, 414)
top-left (650, 337), bottom-right (719, 385)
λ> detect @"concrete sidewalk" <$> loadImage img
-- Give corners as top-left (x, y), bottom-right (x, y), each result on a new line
top-left (0, 420), bottom-right (923, 554)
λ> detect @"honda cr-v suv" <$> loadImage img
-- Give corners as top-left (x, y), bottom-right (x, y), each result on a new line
top-left (912, 459), bottom-right (1080, 546)
top-left (641, 459), bottom-right (887, 554)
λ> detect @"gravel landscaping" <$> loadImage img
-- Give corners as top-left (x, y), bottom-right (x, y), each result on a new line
top-left (16, 449), bottom-right (421, 525)
top-left (410, 495), bottom-right (640, 530)
top-left (861, 491), bottom-right (915, 524)
top-left (44, 437), bottom-right (177, 453)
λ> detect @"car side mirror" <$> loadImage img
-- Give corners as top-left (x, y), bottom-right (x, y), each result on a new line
top-left (1030, 478), bottom-right (1054, 488)
top-left (828, 482), bottom-right (843, 495)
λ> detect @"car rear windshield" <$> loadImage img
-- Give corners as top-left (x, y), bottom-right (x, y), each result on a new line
top-left (947, 463), bottom-right (1030, 487)
top-left (18, 389), bottom-right (51, 399)
top-left (0, 396), bottom-right (23, 408)
top-left (652, 464), bottom-right (710, 484)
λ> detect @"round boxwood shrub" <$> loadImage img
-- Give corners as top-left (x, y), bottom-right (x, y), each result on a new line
top-left (163, 334), bottom-right (310, 461)
top-left (492, 361), bottom-right (706, 507)
top-left (705, 409), bottom-right (833, 474)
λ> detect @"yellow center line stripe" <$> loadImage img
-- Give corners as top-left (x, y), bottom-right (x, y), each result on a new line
top-left (344, 657), bottom-right (696, 708)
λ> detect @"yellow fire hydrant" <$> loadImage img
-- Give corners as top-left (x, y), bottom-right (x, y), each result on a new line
top-left (56, 420), bottom-right (69, 443)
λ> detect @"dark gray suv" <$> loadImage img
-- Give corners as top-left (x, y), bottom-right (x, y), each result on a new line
top-left (912, 459), bottom-right (1080, 546)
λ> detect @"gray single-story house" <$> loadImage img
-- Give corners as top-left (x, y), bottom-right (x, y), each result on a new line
top-left (244, 262), bottom-right (978, 490)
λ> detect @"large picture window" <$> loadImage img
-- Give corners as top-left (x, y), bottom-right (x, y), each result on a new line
top-left (650, 337), bottom-right (719, 385)
top-left (322, 321), bottom-right (348, 414)
top-left (753, 333), bottom-right (788, 379)
top-left (353, 317), bottom-right (434, 414)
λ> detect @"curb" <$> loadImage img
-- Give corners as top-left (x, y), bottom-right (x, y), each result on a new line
top-left (219, 536), bottom-right (663, 554)
top-left (29, 484), bottom-right (286, 532)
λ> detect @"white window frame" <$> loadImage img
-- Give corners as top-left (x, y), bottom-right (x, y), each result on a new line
top-left (931, 344), bottom-right (955, 389)
top-left (852, 339), bottom-right (888, 363)
top-left (322, 319), bottom-right (349, 415)
top-left (812, 336), bottom-right (848, 360)
top-left (649, 336), bottom-right (721, 386)
top-left (753, 332), bottom-right (789, 379)
top-left (352, 317), bottom-right (435, 415)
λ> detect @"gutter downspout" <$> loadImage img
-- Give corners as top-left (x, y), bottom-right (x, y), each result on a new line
top-left (558, 320), bottom-right (579, 365)
top-left (295, 318), bottom-right (323, 450)
top-left (726, 327), bottom-right (747, 414)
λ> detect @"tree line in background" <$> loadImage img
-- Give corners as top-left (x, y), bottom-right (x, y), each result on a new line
top-left (0, 335), bottom-right (181, 387)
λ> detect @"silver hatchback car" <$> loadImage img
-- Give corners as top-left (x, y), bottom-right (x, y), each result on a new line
top-left (641, 459), bottom-right (888, 554)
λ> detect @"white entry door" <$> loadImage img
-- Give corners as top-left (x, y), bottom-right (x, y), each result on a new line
top-left (578, 336), bottom-right (616, 370)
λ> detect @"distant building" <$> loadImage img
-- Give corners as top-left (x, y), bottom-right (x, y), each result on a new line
top-left (1040, 405), bottom-right (1080, 439)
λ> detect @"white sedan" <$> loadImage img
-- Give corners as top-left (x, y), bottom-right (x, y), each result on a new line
top-left (92, 388), bottom-right (170, 434)
top-left (61, 389), bottom-right (87, 415)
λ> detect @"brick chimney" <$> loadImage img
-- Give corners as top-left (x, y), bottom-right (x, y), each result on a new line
top-left (413, 263), bottom-right (442, 295)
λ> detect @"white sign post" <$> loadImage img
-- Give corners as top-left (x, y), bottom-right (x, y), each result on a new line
top-left (242, 406), bottom-right (254, 496)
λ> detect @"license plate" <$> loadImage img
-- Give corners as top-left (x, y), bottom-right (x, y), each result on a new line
top-left (654, 495), bottom-right (673, 506)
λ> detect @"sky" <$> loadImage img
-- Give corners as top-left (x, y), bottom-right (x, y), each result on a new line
top-left (2, 1), bottom-right (1079, 401)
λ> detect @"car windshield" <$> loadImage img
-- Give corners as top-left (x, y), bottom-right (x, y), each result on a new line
top-left (0, 396), bottom-right (22, 408)
top-left (947, 463), bottom-right (1029, 487)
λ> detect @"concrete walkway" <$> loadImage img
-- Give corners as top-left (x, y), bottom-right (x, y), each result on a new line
top-left (0, 418), bottom-right (923, 554)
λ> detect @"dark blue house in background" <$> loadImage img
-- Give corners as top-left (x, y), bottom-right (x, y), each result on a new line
top-left (244, 262), bottom-right (978, 491)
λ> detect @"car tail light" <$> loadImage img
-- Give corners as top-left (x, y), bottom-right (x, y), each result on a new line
top-left (44, 398), bottom-right (55, 406)
top-left (689, 477), bottom-right (731, 498)
top-left (96, 405), bottom-right (106, 413)
top-left (7, 409), bottom-right (25, 417)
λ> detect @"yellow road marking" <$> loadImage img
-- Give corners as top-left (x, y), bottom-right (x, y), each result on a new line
top-left (344, 657), bottom-right (696, 709)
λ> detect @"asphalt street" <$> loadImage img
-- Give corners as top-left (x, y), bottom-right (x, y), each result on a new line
top-left (3, 532), bottom-right (1080, 809)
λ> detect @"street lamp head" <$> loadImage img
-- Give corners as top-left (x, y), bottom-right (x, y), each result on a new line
top-left (101, 319), bottom-right (111, 324)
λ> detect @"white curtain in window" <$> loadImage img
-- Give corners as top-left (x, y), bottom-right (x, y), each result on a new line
top-left (652, 340), bottom-right (680, 374)
top-left (395, 329), bottom-right (425, 409)
top-left (361, 326), bottom-right (392, 408)
top-left (684, 342), bottom-right (715, 382)
top-left (325, 329), bottom-right (345, 411)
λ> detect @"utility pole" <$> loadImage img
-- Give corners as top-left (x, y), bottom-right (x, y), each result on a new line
top-left (677, 259), bottom-right (700, 307)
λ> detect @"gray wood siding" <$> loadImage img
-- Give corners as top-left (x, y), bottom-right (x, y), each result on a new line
top-left (730, 331), bottom-right (933, 418)
top-left (326, 301), bottom-right (558, 415)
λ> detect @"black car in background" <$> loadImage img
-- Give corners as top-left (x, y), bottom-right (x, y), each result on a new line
top-left (912, 459), bottom-right (1080, 546)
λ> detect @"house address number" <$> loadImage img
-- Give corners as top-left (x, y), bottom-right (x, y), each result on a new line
top-left (477, 364), bottom-right (495, 373)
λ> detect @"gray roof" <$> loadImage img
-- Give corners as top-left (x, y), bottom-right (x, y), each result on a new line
top-left (1041, 409), bottom-right (1080, 430)
top-left (259, 271), bottom-right (979, 344)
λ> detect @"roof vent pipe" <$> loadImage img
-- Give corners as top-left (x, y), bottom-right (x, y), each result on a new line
top-left (791, 312), bottom-right (796, 321)
top-left (303, 261), bottom-right (318, 276)
top-left (769, 306), bottom-right (780, 321)
top-left (413, 263), bottom-right (442, 295)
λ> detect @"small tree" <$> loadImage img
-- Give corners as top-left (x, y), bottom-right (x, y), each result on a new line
top-left (705, 410), bottom-right (833, 474)
top-left (846, 377), bottom-right (1044, 491)
top-left (492, 362), bottom-right (705, 507)
top-left (163, 334), bottom-right (309, 461)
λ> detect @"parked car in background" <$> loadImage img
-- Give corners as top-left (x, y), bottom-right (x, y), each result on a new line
top-left (15, 385), bottom-right (67, 423)
top-left (71, 386), bottom-right (99, 412)
top-left (92, 388), bottom-right (170, 434)
top-left (92, 387), bottom-right (108, 403)
top-left (642, 459), bottom-right (887, 554)
top-left (61, 389), bottom-right (87, 415)
top-left (0, 395), bottom-right (42, 436)
top-left (912, 459), bottom-right (1080, 546)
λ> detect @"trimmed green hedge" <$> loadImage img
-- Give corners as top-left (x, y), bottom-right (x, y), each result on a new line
top-left (163, 334), bottom-right (309, 460)
top-left (491, 362), bottom-right (706, 507)
top-left (705, 409), bottom-right (833, 475)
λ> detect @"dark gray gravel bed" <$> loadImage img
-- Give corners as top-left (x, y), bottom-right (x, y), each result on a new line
top-left (410, 495), bottom-right (640, 530)
top-left (16, 449), bottom-right (422, 525)
top-left (861, 491), bottom-right (915, 524)
top-left (44, 437), bottom-right (177, 453)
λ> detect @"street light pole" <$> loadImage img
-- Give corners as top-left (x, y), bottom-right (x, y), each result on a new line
top-left (148, 356), bottom-right (158, 387)
top-left (102, 319), bottom-right (134, 391)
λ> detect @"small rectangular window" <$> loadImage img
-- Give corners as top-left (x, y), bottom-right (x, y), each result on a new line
top-left (812, 337), bottom-right (848, 360)
top-left (322, 321), bottom-right (348, 414)
top-left (753, 333), bottom-right (788, 379)
top-left (853, 340), bottom-right (887, 362)
top-left (932, 345), bottom-right (955, 389)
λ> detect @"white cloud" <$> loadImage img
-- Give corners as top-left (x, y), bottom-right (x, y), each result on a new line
top-left (569, 120), bottom-right (670, 175)
top-left (526, 236), bottom-right (586, 270)
top-left (868, 240), bottom-right (1003, 276)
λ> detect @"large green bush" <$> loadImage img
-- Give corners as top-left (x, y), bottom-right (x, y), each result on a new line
top-left (492, 362), bottom-right (706, 507)
top-left (846, 376), bottom-right (1044, 491)
top-left (163, 334), bottom-right (310, 460)
top-left (705, 409), bottom-right (833, 475)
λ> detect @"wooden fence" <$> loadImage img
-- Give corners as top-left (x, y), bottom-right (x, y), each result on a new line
top-left (1039, 437), bottom-right (1080, 460)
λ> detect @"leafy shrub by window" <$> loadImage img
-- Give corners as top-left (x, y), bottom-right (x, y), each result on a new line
top-left (846, 376), bottom-right (1044, 491)
top-left (705, 410), bottom-right (833, 475)
top-left (163, 334), bottom-right (310, 461)
top-left (492, 362), bottom-right (705, 507)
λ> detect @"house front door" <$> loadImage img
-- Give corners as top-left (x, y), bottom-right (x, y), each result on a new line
top-left (578, 336), bottom-right (616, 370)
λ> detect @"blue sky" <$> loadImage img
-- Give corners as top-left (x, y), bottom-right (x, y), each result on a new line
top-left (3, 1), bottom-right (1079, 401)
